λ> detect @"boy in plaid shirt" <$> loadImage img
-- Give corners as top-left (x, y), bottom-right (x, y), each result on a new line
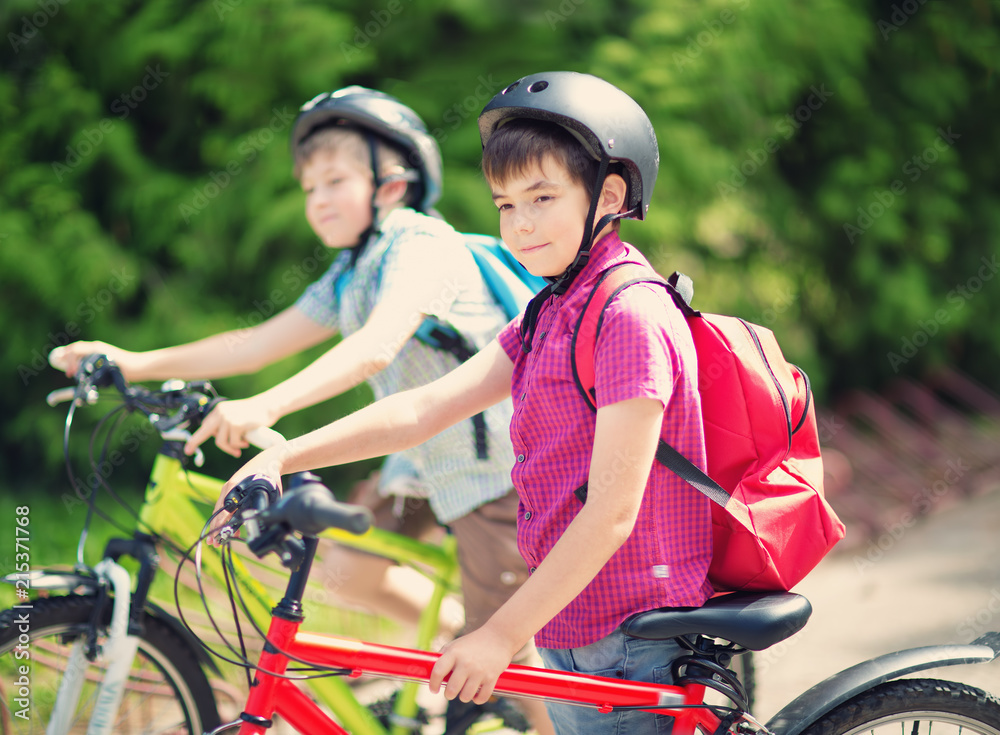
top-left (217, 72), bottom-right (713, 734)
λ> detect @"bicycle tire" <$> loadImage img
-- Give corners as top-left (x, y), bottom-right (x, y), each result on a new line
top-left (0, 594), bottom-right (220, 734)
top-left (799, 678), bottom-right (1000, 735)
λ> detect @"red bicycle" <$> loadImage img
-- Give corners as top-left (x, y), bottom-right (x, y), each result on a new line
top-left (187, 476), bottom-right (1000, 735)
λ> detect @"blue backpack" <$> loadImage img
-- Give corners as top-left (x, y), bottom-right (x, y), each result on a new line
top-left (413, 234), bottom-right (547, 349)
top-left (342, 233), bottom-right (543, 459)
top-left (413, 234), bottom-right (546, 459)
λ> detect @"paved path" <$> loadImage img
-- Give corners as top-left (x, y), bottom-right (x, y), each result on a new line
top-left (754, 488), bottom-right (1000, 721)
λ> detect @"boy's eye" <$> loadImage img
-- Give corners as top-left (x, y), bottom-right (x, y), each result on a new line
top-left (497, 203), bottom-right (512, 212)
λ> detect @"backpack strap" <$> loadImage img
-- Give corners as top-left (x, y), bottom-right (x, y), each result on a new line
top-left (570, 263), bottom-right (731, 510)
top-left (415, 317), bottom-right (489, 460)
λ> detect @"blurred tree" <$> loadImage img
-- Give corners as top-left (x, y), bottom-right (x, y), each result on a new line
top-left (1, 0), bottom-right (998, 498)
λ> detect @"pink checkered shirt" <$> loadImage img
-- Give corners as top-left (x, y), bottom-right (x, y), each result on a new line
top-left (497, 232), bottom-right (713, 649)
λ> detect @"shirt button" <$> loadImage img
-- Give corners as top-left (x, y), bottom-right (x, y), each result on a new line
top-left (520, 393), bottom-right (527, 401)
top-left (516, 453), bottom-right (525, 462)
top-left (523, 511), bottom-right (532, 520)
top-left (529, 567), bottom-right (537, 574)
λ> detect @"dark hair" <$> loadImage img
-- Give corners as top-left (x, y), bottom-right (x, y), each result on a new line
top-left (481, 119), bottom-right (600, 193)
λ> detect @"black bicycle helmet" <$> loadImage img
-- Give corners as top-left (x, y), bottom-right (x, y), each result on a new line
top-left (479, 72), bottom-right (660, 351)
top-left (292, 86), bottom-right (443, 213)
top-left (478, 71), bottom-right (659, 220)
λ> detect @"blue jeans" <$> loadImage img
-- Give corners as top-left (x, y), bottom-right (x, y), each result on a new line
top-left (539, 629), bottom-right (683, 735)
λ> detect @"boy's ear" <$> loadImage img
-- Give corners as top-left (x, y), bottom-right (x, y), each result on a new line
top-left (375, 178), bottom-right (409, 208)
top-left (597, 173), bottom-right (628, 217)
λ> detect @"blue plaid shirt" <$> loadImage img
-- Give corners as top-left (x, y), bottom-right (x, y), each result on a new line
top-left (295, 208), bottom-right (516, 523)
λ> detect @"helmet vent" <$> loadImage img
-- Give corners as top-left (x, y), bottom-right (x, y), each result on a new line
top-left (527, 80), bottom-right (549, 93)
top-left (502, 82), bottom-right (520, 95)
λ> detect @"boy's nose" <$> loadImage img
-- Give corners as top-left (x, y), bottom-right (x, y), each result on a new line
top-left (512, 211), bottom-right (534, 234)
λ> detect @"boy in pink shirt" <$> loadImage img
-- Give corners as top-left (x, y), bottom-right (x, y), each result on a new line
top-left (216, 71), bottom-right (712, 734)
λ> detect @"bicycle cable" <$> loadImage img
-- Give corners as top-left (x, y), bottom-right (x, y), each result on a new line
top-left (172, 510), bottom-right (351, 681)
top-left (220, 534), bottom-right (355, 679)
top-left (71, 398), bottom-right (188, 563)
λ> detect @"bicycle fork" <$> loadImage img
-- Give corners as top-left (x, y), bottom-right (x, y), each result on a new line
top-left (46, 536), bottom-right (160, 735)
top-left (47, 559), bottom-right (138, 735)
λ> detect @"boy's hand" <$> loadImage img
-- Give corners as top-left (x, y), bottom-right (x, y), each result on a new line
top-left (186, 398), bottom-right (277, 458)
top-left (428, 624), bottom-right (518, 705)
top-left (208, 447), bottom-right (286, 546)
top-left (50, 341), bottom-right (136, 378)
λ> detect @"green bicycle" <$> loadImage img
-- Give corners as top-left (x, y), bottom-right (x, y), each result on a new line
top-left (0, 354), bottom-right (754, 733)
top-left (0, 355), bottom-right (527, 734)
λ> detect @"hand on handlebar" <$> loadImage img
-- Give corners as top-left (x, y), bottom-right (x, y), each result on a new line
top-left (208, 448), bottom-right (287, 546)
top-left (50, 341), bottom-right (138, 378)
top-left (184, 397), bottom-right (279, 458)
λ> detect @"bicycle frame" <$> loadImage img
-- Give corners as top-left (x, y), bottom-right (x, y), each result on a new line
top-left (141, 447), bottom-right (462, 735)
top-left (223, 536), bottom-right (725, 735)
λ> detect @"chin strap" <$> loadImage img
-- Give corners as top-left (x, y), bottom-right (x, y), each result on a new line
top-left (347, 132), bottom-right (386, 268)
top-left (520, 154), bottom-right (632, 353)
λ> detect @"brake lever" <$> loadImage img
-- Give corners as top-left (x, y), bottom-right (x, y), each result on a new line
top-left (160, 429), bottom-right (204, 467)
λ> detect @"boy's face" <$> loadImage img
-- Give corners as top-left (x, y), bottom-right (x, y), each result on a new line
top-left (300, 148), bottom-right (376, 249)
top-left (489, 154), bottom-right (593, 278)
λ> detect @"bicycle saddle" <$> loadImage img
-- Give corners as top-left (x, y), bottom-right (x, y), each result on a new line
top-left (620, 591), bottom-right (812, 651)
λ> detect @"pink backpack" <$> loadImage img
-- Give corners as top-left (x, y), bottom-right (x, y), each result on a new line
top-left (572, 263), bottom-right (845, 592)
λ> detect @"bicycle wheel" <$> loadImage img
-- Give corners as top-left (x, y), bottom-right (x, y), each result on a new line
top-left (800, 678), bottom-right (1000, 735)
top-left (0, 595), bottom-right (220, 734)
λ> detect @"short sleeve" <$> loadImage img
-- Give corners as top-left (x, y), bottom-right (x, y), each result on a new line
top-left (293, 252), bottom-right (352, 329)
top-left (379, 229), bottom-right (464, 320)
top-left (497, 315), bottom-right (524, 361)
top-left (592, 283), bottom-right (682, 410)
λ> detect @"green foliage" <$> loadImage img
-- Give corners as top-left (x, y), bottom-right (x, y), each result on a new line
top-left (2, 0), bottom-right (998, 499)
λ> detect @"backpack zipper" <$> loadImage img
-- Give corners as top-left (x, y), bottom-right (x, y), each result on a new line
top-left (737, 318), bottom-right (792, 456)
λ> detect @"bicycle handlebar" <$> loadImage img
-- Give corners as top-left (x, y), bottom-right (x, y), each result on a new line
top-left (46, 354), bottom-right (284, 453)
top-left (227, 475), bottom-right (373, 566)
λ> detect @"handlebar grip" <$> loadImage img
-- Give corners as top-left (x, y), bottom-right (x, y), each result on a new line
top-left (246, 426), bottom-right (285, 450)
top-left (46, 387), bottom-right (77, 407)
top-left (271, 483), bottom-right (373, 537)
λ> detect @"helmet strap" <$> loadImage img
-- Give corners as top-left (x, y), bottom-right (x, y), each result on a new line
top-left (348, 132), bottom-right (383, 268)
top-left (521, 151), bottom-right (625, 352)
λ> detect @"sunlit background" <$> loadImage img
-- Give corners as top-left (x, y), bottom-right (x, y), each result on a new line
top-left (2, 0), bottom-right (999, 717)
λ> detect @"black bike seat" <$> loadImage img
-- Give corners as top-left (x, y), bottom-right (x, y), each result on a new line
top-left (620, 591), bottom-right (812, 651)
